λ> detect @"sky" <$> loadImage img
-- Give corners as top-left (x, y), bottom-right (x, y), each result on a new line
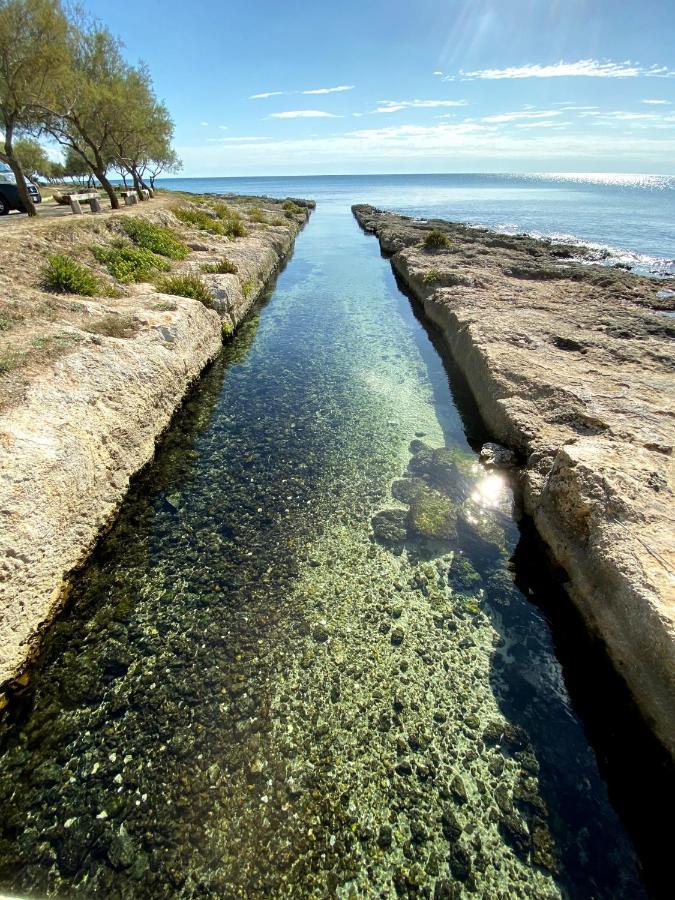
top-left (82, 0), bottom-right (675, 176)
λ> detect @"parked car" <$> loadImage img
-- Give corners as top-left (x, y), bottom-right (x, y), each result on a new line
top-left (0, 162), bottom-right (42, 214)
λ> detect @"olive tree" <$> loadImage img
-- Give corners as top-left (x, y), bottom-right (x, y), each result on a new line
top-left (0, 0), bottom-right (70, 215)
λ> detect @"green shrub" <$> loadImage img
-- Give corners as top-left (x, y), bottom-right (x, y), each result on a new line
top-left (41, 254), bottom-right (99, 296)
top-left (422, 269), bottom-right (440, 284)
top-left (423, 229), bottom-right (451, 251)
top-left (201, 257), bottom-right (238, 275)
top-left (210, 201), bottom-right (232, 220)
top-left (224, 217), bottom-right (247, 239)
top-left (221, 321), bottom-right (233, 339)
top-left (92, 244), bottom-right (170, 283)
top-left (271, 217), bottom-right (285, 227)
top-left (247, 207), bottom-right (267, 224)
top-left (242, 279), bottom-right (254, 299)
top-left (119, 217), bottom-right (188, 260)
top-left (282, 200), bottom-right (303, 214)
top-left (174, 206), bottom-right (226, 235)
top-left (155, 273), bottom-right (214, 307)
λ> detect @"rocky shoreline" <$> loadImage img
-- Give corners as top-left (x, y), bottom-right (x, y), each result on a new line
top-left (0, 195), bottom-right (312, 700)
top-left (352, 204), bottom-right (675, 757)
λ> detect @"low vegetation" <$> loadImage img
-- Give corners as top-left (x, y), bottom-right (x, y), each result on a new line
top-left (119, 217), bottom-right (188, 260)
top-left (174, 206), bottom-right (225, 235)
top-left (247, 207), bottom-right (267, 224)
top-left (92, 244), bottom-right (170, 283)
top-left (155, 274), bottom-right (214, 307)
top-left (423, 229), bottom-right (452, 251)
top-left (201, 257), bottom-right (238, 275)
top-left (422, 269), bottom-right (440, 284)
top-left (41, 254), bottom-right (100, 296)
top-left (86, 315), bottom-right (137, 338)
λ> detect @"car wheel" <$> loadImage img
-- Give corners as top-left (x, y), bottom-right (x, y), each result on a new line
top-left (0, 195), bottom-right (8, 215)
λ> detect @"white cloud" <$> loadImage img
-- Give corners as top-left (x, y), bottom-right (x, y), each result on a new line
top-left (643, 99), bottom-right (671, 105)
top-left (432, 70), bottom-right (443, 76)
top-left (200, 121), bottom-right (209, 126)
top-left (481, 110), bottom-right (562, 124)
top-left (218, 125), bottom-right (228, 130)
top-left (268, 110), bottom-right (340, 119)
top-left (459, 60), bottom-right (675, 80)
top-left (301, 85), bottom-right (354, 95)
top-left (207, 136), bottom-right (270, 143)
top-left (250, 91), bottom-right (285, 99)
top-left (375, 99), bottom-right (468, 114)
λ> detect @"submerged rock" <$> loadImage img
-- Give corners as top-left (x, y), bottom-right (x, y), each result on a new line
top-left (407, 489), bottom-right (457, 542)
top-left (371, 508), bottom-right (408, 548)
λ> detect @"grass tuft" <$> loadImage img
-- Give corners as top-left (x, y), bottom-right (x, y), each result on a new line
top-left (201, 257), bottom-right (238, 275)
top-left (41, 255), bottom-right (99, 296)
top-left (86, 315), bottom-right (137, 338)
top-left (423, 229), bottom-right (451, 251)
top-left (155, 273), bottom-right (215, 307)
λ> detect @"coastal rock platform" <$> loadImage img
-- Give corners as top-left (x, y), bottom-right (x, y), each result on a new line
top-left (353, 203), bottom-right (675, 756)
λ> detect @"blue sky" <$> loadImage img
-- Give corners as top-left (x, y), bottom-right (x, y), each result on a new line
top-left (84, 0), bottom-right (675, 176)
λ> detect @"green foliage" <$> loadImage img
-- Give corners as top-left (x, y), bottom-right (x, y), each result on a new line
top-left (221, 321), bottom-right (233, 339)
top-left (155, 273), bottom-right (214, 307)
top-left (41, 254), bottom-right (99, 296)
top-left (201, 257), bottom-right (238, 275)
top-left (422, 269), bottom-right (440, 284)
top-left (271, 216), bottom-right (285, 226)
top-left (92, 243), bottom-right (170, 282)
top-left (423, 229), bottom-right (451, 251)
top-left (12, 137), bottom-right (51, 181)
top-left (119, 217), bottom-right (188, 259)
top-left (247, 207), bottom-right (267, 224)
top-left (282, 200), bottom-right (303, 214)
top-left (174, 206), bottom-right (226, 235)
top-left (224, 217), bottom-right (247, 239)
top-left (210, 201), bottom-right (232, 219)
top-left (242, 279), bottom-right (254, 299)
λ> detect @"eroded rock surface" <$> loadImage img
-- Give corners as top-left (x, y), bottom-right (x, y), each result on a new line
top-left (353, 204), bottom-right (675, 756)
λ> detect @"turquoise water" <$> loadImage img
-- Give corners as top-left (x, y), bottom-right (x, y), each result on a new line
top-left (0, 198), bottom-right (669, 897)
top-left (157, 172), bottom-right (675, 276)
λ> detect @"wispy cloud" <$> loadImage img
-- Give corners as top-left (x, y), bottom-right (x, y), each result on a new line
top-left (200, 121), bottom-right (209, 126)
top-left (218, 125), bottom-right (228, 130)
top-left (268, 110), bottom-right (340, 119)
top-left (250, 91), bottom-right (285, 99)
top-left (643, 99), bottom-right (671, 105)
top-left (250, 85), bottom-right (355, 100)
top-left (375, 99), bottom-right (468, 114)
top-left (456, 60), bottom-right (675, 80)
top-left (481, 110), bottom-right (562, 124)
top-left (207, 136), bottom-right (270, 143)
top-left (301, 85), bottom-right (354, 95)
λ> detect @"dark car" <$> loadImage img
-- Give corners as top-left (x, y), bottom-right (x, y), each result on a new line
top-left (0, 162), bottom-right (42, 214)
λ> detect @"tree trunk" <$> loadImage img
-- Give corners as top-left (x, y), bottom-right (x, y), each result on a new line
top-left (131, 169), bottom-right (147, 199)
top-left (92, 163), bottom-right (119, 209)
top-left (2, 124), bottom-right (37, 216)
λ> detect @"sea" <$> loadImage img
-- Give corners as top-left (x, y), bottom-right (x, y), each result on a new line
top-left (155, 172), bottom-right (675, 277)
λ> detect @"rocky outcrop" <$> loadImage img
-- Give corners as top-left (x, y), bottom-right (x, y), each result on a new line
top-left (0, 199), bottom-right (311, 698)
top-left (353, 204), bottom-right (675, 757)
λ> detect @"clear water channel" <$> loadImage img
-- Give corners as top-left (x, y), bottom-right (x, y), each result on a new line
top-left (0, 201), bottom-right (670, 899)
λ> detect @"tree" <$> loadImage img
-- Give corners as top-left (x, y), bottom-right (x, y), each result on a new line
top-left (107, 64), bottom-right (179, 196)
top-left (40, 23), bottom-right (127, 209)
top-left (0, 0), bottom-right (70, 215)
top-left (13, 136), bottom-right (50, 182)
top-left (62, 146), bottom-right (91, 186)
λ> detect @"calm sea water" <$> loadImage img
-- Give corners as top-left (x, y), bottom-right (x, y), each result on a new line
top-left (157, 172), bottom-right (675, 276)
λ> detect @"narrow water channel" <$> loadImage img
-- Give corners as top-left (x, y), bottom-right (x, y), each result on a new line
top-left (0, 204), bottom-right (657, 898)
